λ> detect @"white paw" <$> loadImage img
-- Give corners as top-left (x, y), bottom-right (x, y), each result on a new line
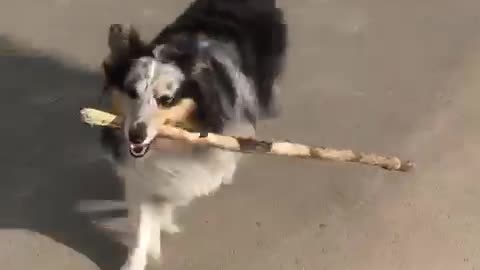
top-left (120, 262), bottom-right (131, 270)
top-left (147, 242), bottom-right (162, 261)
top-left (162, 223), bottom-right (181, 234)
top-left (121, 253), bottom-right (147, 270)
top-left (222, 176), bottom-right (234, 185)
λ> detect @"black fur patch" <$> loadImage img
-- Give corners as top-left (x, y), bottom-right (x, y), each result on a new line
top-left (150, 0), bottom-right (288, 117)
top-left (176, 71), bottom-right (231, 133)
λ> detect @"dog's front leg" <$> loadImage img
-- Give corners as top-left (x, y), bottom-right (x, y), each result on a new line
top-left (146, 202), bottom-right (180, 263)
top-left (159, 203), bottom-right (180, 234)
top-left (121, 202), bottom-right (157, 270)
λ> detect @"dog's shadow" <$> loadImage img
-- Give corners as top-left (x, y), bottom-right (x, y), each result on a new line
top-left (0, 35), bottom-right (127, 270)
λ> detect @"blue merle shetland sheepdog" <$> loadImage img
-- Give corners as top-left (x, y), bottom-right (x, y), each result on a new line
top-left (100, 0), bottom-right (287, 269)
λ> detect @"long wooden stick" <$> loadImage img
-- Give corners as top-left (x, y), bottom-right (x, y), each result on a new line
top-left (80, 108), bottom-right (414, 172)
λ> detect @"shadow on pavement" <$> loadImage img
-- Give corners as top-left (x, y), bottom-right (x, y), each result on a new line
top-left (0, 35), bottom-right (127, 270)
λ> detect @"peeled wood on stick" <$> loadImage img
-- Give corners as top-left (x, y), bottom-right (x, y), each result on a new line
top-left (79, 100), bottom-right (415, 172)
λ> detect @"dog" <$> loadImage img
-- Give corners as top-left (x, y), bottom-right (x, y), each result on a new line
top-left (99, 0), bottom-right (287, 269)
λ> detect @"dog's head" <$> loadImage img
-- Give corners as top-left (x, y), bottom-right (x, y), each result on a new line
top-left (118, 57), bottom-right (187, 158)
top-left (101, 24), bottom-right (188, 158)
top-left (102, 24), bottom-right (237, 158)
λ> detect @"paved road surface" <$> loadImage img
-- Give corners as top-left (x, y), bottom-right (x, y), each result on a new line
top-left (1, 0), bottom-right (479, 269)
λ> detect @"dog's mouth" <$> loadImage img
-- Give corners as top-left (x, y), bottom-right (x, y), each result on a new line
top-left (129, 143), bottom-right (151, 158)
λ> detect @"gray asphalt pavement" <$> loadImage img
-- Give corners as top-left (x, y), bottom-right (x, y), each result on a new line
top-left (1, 0), bottom-right (479, 269)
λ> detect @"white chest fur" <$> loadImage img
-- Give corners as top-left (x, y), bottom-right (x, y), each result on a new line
top-left (116, 145), bottom-right (241, 206)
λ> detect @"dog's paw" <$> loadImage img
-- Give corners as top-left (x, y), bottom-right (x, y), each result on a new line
top-left (162, 223), bottom-right (181, 234)
top-left (222, 176), bottom-right (234, 185)
top-left (148, 249), bottom-right (162, 263)
top-left (120, 257), bottom-right (147, 270)
top-left (120, 263), bottom-right (131, 270)
top-left (147, 241), bottom-right (162, 261)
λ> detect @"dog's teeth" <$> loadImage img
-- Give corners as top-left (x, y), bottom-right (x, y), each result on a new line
top-left (129, 143), bottom-right (150, 158)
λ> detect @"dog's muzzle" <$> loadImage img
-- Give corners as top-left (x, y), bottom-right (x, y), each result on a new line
top-left (129, 143), bottom-right (151, 158)
top-left (128, 122), bottom-right (151, 158)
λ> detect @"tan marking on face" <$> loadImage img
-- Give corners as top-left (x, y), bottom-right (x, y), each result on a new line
top-left (111, 90), bottom-right (126, 116)
top-left (150, 98), bottom-right (200, 131)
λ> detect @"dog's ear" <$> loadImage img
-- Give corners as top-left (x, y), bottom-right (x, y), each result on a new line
top-left (108, 24), bottom-right (143, 57)
top-left (103, 24), bottom-right (144, 72)
top-left (101, 24), bottom-right (145, 94)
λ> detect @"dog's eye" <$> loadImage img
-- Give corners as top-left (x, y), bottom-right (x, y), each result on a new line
top-left (155, 95), bottom-right (174, 107)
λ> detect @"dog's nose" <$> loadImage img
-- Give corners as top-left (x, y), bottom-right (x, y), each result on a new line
top-left (128, 122), bottom-right (148, 144)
